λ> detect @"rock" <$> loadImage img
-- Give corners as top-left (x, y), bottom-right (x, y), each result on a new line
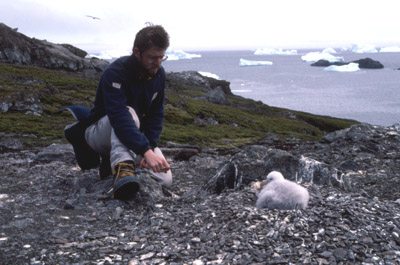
top-left (206, 87), bottom-right (227, 104)
top-left (352, 58), bottom-right (384, 69)
top-left (1, 118), bottom-right (400, 264)
top-left (204, 76), bottom-right (232, 95)
top-left (113, 206), bottom-right (123, 220)
top-left (166, 71), bottom-right (232, 95)
top-left (295, 123), bottom-right (400, 200)
top-left (311, 60), bottom-right (346, 67)
top-left (311, 58), bottom-right (384, 69)
top-left (34, 143), bottom-right (75, 163)
top-left (0, 139), bottom-right (23, 150)
top-left (1, 91), bottom-right (45, 115)
top-left (59, 44), bottom-right (87, 58)
top-left (174, 148), bottom-right (199, 161)
top-left (0, 22), bottom-right (109, 73)
top-left (194, 117), bottom-right (218, 125)
top-left (204, 145), bottom-right (347, 194)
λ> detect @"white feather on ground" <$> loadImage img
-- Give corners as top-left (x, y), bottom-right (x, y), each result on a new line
top-left (256, 171), bottom-right (309, 210)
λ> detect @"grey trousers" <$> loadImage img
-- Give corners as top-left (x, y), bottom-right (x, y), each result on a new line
top-left (84, 107), bottom-right (172, 187)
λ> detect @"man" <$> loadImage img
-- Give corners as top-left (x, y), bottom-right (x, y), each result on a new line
top-left (76, 24), bottom-right (171, 200)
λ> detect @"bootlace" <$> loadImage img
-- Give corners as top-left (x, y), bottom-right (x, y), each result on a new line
top-left (111, 162), bottom-right (135, 198)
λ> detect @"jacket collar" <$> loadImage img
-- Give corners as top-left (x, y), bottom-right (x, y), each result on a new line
top-left (127, 55), bottom-right (162, 81)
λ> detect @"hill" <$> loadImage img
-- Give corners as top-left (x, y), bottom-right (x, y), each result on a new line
top-left (0, 62), bottom-right (358, 149)
top-left (0, 22), bottom-right (358, 149)
top-left (1, 23), bottom-right (400, 265)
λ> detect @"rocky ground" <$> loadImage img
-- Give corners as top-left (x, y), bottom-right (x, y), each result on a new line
top-left (1, 123), bottom-right (400, 264)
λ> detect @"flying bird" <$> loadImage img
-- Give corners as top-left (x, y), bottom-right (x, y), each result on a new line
top-left (86, 15), bottom-right (101, 20)
top-left (256, 171), bottom-right (309, 210)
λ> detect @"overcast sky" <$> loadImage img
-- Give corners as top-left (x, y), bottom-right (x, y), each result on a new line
top-left (1, 0), bottom-right (399, 54)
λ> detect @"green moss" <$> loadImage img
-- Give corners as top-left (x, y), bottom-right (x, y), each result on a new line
top-left (0, 112), bottom-right (74, 144)
top-left (162, 94), bottom-right (326, 148)
top-left (294, 112), bottom-right (359, 133)
top-left (0, 62), bottom-right (359, 150)
top-left (0, 63), bottom-right (97, 88)
top-left (160, 123), bottom-right (263, 148)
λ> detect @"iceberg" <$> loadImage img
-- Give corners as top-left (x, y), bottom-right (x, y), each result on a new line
top-left (301, 52), bottom-right (344, 63)
top-left (166, 50), bottom-right (201, 60)
top-left (88, 49), bottom-right (201, 61)
top-left (254, 48), bottom-right (297, 55)
top-left (350, 44), bottom-right (378, 53)
top-left (88, 49), bottom-right (131, 60)
top-left (198, 71), bottom-right (220, 80)
top-left (324, 63), bottom-right (360, 72)
top-left (239, 58), bottom-right (273, 66)
top-left (380, 46), bottom-right (400, 53)
top-left (322, 48), bottom-right (337, 54)
top-left (232, 89), bottom-right (252, 93)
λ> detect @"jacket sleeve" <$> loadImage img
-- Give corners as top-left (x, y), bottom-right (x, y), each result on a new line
top-left (101, 69), bottom-right (151, 156)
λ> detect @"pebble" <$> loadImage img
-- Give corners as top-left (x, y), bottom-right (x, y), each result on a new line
top-left (0, 123), bottom-right (400, 264)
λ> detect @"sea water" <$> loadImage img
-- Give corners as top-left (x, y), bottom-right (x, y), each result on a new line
top-left (163, 50), bottom-right (400, 126)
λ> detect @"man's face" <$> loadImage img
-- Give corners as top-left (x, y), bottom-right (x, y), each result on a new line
top-left (134, 46), bottom-right (167, 78)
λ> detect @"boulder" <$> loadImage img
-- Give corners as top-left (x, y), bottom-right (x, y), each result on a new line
top-left (206, 87), bottom-right (227, 104)
top-left (204, 145), bottom-right (350, 194)
top-left (311, 59), bottom-right (346, 67)
top-left (166, 71), bottom-right (232, 95)
top-left (0, 23), bottom-right (108, 73)
top-left (311, 58), bottom-right (384, 69)
top-left (34, 143), bottom-right (76, 163)
top-left (59, 44), bottom-right (88, 58)
top-left (352, 58), bottom-right (384, 69)
top-left (32, 143), bottom-right (166, 202)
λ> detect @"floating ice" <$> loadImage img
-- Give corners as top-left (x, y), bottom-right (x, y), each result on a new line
top-left (380, 46), bottom-right (400, 53)
top-left (254, 48), bottom-right (297, 55)
top-left (198, 71), bottom-right (220, 80)
top-left (88, 49), bottom-right (131, 60)
top-left (166, 50), bottom-right (201, 60)
top-left (232, 89), bottom-right (252, 93)
top-left (322, 48), bottom-right (337, 54)
top-left (324, 63), bottom-right (360, 72)
top-left (301, 52), bottom-right (344, 63)
top-left (350, 44), bottom-right (378, 53)
top-left (239, 58), bottom-right (273, 66)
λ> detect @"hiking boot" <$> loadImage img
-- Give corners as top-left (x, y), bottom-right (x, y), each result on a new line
top-left (111, 161), bottom-right (140, 201)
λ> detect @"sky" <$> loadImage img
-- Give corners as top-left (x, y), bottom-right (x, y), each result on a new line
top-left (1, 0), bottom-right (399, 54)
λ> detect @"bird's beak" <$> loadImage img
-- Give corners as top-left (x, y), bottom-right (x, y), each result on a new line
top-left (261, 179), bottom-right (268, 186)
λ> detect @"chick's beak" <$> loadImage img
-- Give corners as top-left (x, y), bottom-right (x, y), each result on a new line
top-left (261, 179), bottom-right (269, 186)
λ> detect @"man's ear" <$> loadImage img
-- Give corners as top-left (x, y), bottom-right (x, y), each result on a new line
top-left (133, 47), bottom-right (140, 58)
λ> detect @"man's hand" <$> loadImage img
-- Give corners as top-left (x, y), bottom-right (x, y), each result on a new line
top-left (140, 149), bottom-right (170, 173)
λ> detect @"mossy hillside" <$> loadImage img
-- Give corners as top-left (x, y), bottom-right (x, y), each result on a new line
top-left (0, 63), bottom-right (97, 112)
top-left (164, 94), bottom-right (324, 148)
top-left (0, 62), bottom-right (359, 149)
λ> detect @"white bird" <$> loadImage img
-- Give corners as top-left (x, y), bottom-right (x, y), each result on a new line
top-left (256, 171), bottom-right (309, 210)
top-left (86, 15), bottom-right (101, 20)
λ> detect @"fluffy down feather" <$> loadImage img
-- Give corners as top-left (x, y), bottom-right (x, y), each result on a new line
top-left (256, 171), bottom-right (309, 210)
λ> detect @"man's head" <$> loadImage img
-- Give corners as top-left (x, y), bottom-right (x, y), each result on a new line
top-left (133, 23), bottom-right (170, 77)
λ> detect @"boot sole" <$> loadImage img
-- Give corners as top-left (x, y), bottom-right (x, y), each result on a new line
top-left (114, 175), bottom-right (140, 201)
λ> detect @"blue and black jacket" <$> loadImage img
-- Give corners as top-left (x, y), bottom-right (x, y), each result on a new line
top-left (87, 55), bottom-right (165, 156)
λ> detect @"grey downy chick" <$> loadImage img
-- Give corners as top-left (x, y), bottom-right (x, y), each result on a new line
top-left (256, 171), bottom-right (309, 210)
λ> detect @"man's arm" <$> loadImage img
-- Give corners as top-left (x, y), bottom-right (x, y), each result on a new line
top-left (101, 69), bottom-right (152, 155)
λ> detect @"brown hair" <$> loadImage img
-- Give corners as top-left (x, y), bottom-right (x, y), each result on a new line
top-left (133, 23), bottom-right (170, 53)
